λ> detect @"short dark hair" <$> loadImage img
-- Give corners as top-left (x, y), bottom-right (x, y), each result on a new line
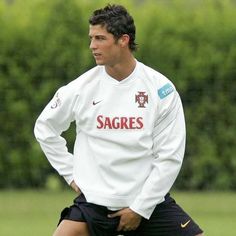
top-left (89, 4), bottom-right (137, 51)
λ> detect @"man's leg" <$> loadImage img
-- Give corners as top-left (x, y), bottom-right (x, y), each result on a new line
top-left (53, 220), bottom-right (89, 236)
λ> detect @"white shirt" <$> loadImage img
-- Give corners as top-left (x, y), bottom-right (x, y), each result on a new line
top-left (34, 61), bottom-right (186, 219)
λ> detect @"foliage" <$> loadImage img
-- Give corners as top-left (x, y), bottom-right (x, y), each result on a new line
top-left (135, 0), bottom-right (236, 190)
top-left (0, 0), bottom-right (235, 189)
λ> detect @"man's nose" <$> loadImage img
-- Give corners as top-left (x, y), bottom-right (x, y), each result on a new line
top-left (89, 39), bottom-right (97, 50)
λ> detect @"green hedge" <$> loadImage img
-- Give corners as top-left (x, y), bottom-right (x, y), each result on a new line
top-left (0, 0), bottom-right (235, 190)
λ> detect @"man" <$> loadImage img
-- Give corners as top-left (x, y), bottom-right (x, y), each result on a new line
top-left (34, 4), bottom-right (204, 236)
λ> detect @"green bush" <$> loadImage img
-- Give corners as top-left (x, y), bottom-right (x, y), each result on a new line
top-left (0, 0), bottom-right (92, 188)
top-left (0, 0), bottom-right (235, 189)
top-left (135, 0), bottom-right (236, 190)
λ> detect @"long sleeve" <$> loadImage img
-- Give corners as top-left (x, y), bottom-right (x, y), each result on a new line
top-left (34, 86), bottom-right (77, 184)
top-left (130, 88), bottom-right (186, 219)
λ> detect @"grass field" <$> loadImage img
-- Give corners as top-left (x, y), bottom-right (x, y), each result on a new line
top-left (0, 190), bottom-right (235, 236)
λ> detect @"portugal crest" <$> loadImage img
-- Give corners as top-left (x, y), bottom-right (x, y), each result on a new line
top-left (135, 91), bottom-right (148, 108)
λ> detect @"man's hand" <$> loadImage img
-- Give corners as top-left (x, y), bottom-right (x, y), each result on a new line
top-left (108, 208), bottom-right (142, 231)
top-left (70, 180), bottom-right (81, 194)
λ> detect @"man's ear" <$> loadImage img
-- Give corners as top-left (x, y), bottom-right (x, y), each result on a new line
top-left (119, 34), bottom-right (130, 47)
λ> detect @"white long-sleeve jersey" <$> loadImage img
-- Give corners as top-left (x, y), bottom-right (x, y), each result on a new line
top-left (34, 61), bottom-right (186, 219)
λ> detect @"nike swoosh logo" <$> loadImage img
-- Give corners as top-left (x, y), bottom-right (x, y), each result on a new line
top-left (181, 220), bottom-right (191, 228)
top-left (93, 100), bottom-right (102, 105)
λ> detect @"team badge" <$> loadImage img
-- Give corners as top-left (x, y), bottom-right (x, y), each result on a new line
top-left (135, 91), bottom-right (148, 108)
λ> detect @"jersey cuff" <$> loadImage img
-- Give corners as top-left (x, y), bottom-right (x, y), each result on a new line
top-left (64, 175), bottom-right (74, 185)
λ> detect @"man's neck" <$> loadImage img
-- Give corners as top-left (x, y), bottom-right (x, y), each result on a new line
top-left (105, 56), bottom-right (136, 81)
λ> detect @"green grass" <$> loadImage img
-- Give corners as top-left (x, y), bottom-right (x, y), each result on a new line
top-left (0, 190), bottom-right (235, 236)
top-left (0, 190), bottom-right (75, 236)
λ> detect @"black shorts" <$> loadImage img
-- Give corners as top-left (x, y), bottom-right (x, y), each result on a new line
top-left (58, 193), bottom-right (203, 236)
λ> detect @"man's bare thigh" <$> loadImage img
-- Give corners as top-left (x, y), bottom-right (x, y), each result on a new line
top-left (53, 219), bottom-right (89, 236)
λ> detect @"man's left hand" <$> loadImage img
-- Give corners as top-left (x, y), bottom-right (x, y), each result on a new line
top-left (108, 208), bottom-right (142, 231)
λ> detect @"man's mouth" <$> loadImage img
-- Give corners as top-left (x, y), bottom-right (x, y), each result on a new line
top-left (93, 53), bottom-right (101, 57)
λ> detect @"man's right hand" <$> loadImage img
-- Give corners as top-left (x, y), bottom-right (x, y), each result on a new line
top-left (70, 180), bottom-right (81, 194)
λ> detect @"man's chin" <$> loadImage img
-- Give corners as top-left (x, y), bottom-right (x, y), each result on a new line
top-left (95, 61), bottom-right (105, 66)
top-left (93, 57), bottom-right (105, 65)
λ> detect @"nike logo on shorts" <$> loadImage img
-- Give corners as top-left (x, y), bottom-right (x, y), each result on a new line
top-left (181, 220), bottom-right (191, 228)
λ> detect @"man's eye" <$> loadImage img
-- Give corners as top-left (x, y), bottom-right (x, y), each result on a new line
top-left (97, 36), bottom-right (106, 41)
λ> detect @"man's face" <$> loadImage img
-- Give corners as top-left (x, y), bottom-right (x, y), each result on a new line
top-left (89, 24), bottom-right (122, 66)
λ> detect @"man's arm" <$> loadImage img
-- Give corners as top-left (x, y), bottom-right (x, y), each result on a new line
top-left (34, 86), bottom-right (77, 185)
top-left (129, 88), bottom-right (186, 219)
